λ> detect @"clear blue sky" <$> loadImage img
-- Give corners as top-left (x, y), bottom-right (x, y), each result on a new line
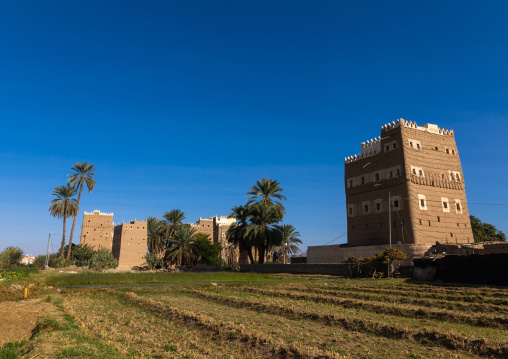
top-left (1, 1), bottom-right (507, 256)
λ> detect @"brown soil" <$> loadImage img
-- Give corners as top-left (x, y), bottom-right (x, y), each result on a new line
top-left (0, 299), bottom-right (52, 346)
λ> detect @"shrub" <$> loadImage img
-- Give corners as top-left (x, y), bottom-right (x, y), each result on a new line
top-left (90, 248), bottom-right (118, 272)
top-left (0, 247), bottom-right (24, 266)
top-left (193, 235), bottom-right (220, 266)
top-left (145, 253), bottom-right (164, 270)
top-left (69, 244), bottom-right (96, 266)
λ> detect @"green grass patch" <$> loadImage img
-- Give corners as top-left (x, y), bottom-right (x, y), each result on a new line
top-left (0, 340), bottom-right (27, 359)
top-left (44, 271), bottom-right (287, 287)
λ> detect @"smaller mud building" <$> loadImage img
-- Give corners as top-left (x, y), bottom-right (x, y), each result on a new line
top-left (79, 210), bottom-right (147, 269)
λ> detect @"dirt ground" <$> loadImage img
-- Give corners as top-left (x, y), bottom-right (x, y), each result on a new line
top-left (0, 299), bottom-right (52, 346)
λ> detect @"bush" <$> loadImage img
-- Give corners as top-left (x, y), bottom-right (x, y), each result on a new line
top-left (32, 254), bottom-right (73, 269)
top-left (0, 247), bottom-right (24, 266)
top-left (193, 236), bottom-right (220, 266)
top-left (145, 253), bottom-right (164, 270)
top-left (90, 248), bottom-right (118, 272)
top-left (68, 244), bottom-right (96, 266)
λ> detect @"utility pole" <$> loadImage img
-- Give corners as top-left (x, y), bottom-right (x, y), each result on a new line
top-left (401, 220), bottom-right (404, 244)
top-left (388, 192), bottom-right (392, 249)
top-left (219, 239), bottom-right (222, 271)
top-left (44, 232), bottom-right (51, 270)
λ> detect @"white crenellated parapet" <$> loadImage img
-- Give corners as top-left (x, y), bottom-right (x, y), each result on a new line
top-left (400, 119), bottom-right (454, 136)
top-left (84, 210), bottom-right (113, 216)
top-left (361, 136), bottom-right (381, 156)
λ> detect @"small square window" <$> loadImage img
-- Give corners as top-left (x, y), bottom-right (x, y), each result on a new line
top-left (456, 203), bottom-right (461, 211)
top-left (396, 169), bottom-right (400, 176)
top-left (420, 199), bottom-right (425, 207)
top-left (416, 143), bottom-right (420, 149)
top-left (437, 216), bottom-right (440, 222)
top-left (375, 173), bottom-right (380, 181)
top-left (419, 219), bottom-right (422, 225)
top-left (376, 203), bottom-right (381, 211)
top-left (394, 200), bottom-right (399, 208)
top-left (349, 208), bottom-right (353, 215)
top-left (385, 146), bottom-right (389, 151)
top-left (443, 202), bottom-right (448, 209)
top-left (446, 149), bottom-right (450, 154)
top-left (364, 205), bottom-right (369, 213)
top-left (435, 147), bottom-right (438, 151)
top-left (389, 171), bottom-right (393, 178)
top-left (392, 143), bottom-right (397, 149)
top-left (361, 177), bottom-right (365, 184)
top-left (410, 142), bottom-right (413, 147)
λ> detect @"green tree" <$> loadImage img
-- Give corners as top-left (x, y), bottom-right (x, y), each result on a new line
top-left (67, 162), bottom-right (96, 260)
top-left (273, 224), bottom-right (302, 264)
top-left (470, 215), bottom-right (506, 243)
top-left (90, 248), bottom-right (118, 272)
top-left (227, 205), bottom-right (255, 263)
top-left (0, 246), bottom-right (24, 266)
top-left (193, 233), bottom-right (221, 266)
top-left (49, 185), bottom-right (78, 257)
top-left (245, 203), bottom-right (282, 264)
top-left (147, 216), bottom-right (166, 257)
top-left (247, 178), bottom-right (286, 220)
top-left (65, 243), bottom-right (96, 266)
top-left (162, 209), bottom-right (186, 239)
top-left (166, 225), bottom-right (197, 266)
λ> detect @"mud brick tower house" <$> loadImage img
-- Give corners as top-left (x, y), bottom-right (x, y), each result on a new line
top-left (112, 220), bottom-right (148, 269)
top-left (79, 210), bottom-right (114, 250)
top-left (344, 119), bottom-right (474, 249)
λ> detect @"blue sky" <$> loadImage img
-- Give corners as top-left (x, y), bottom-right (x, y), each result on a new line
top-left (0, 1), bottom-right (507, 255)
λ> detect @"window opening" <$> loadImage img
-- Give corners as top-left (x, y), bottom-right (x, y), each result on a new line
top-left (393, 143), bottom-right (397, 149)
top-left (394, 200), bottom-right (399, 208)
top-left (375, 173), bottom-right (380, 181)
top-left (376, 203), bottom-right (381, 211)
top-left (364, 205), bottom-right (369, 213)
top-left (361, 177), bottom-right (365, 184)
top-left (443, 202), bottom-right (448, 209)
top-left (389, 171), bottom-right (393, 178)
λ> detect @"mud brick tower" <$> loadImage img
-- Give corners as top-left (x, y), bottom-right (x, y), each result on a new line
top-left (344, 119), bottom-right (474, 249)
top-left (79, 210), bottom-right (114, 250)
top-left (112, 220), bottom-right (148, 269)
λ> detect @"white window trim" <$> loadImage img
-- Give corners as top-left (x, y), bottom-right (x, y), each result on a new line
top-left (418, 194), bottom-right (427, 211)
top-left (454, 199), bottom-right (463, 214)
top-left (441, 197), bottom-right (450, 213)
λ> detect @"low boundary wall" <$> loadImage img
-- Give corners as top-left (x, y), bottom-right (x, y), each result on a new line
top-left (239, 263), bottom-right (350, 276)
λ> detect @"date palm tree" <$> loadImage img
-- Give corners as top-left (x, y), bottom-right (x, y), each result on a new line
top-left (247, 178), bottom-right (286, 220)
top-left (273, 224), bottom-right (302, 264)
top-left (227, 205), bottom-right (254, 263)
top-left (49, 185), bottom-right (78, 257)
top-left (166, 225), bottom-right (197, 266)
top-left (162, 209), bottom-right (186, 240)
top-left (245, 203), bottom-right (282, 264)
top-left (67, 162), bottom-right (96, 260)
top-left (147, 216), bottom-right (165, 257)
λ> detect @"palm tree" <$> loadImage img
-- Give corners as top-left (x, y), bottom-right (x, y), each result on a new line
top-left (49, 185), bottom-right (78, 257)
top-left (162, 209), bottom-right (186, 240)
top-left (247, 178), bottom-right (286, 220)
top-left (273, 224), bottom-right (302, 264)
top-left (227, 205), bottom-right (254, 263)
top-left (67, 162), bottom-right (96, 260)
top-left (166, 225), bottom-right (197, 266)
top-left (147, 216), bottom-right (165, 257)
top-left (245, 203), bottom-right (282, 264)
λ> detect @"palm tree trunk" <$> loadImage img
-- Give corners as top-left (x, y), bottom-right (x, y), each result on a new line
top-left (258, 244), bottom-right (265, 264)
top-left (59, 204), bottom-right (67, 257)
top-left (67, 184), bottom-right (83, 260)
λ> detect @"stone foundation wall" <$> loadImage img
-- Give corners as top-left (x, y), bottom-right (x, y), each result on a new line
top-left (307, 243), bottom-right (432, 264)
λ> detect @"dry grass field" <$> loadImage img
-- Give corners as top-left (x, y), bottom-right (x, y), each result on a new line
top-left (2, 274), bottom-right (508, 358)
